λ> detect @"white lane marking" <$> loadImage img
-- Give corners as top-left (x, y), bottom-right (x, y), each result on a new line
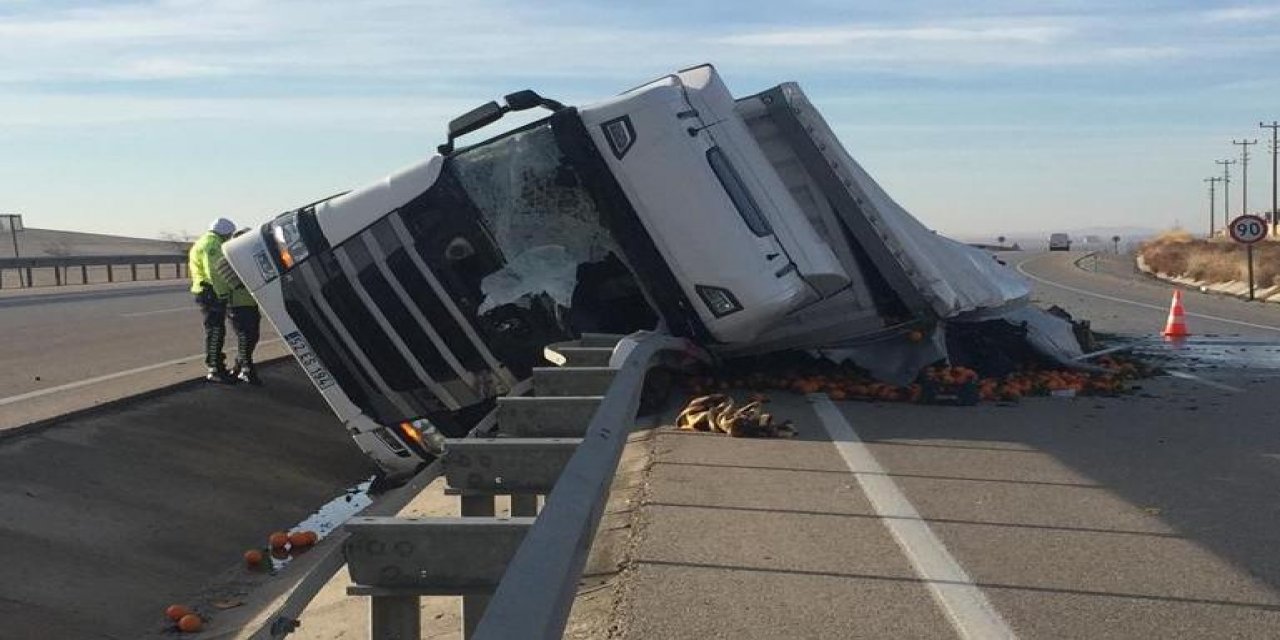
top-left (0, 338), bottom-right (283, 407)
top-left (811, 396), bottom-right (1018, 640)
top-left (1166, 370), bottom-right (1244, 393)
top-left (120, 306), bottom-right (190, 317)
top-left (1015, 255), bottom-right (1280, 334)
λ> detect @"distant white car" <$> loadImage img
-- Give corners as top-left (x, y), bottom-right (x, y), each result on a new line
top-left (1049, 233), bottom-right (1072, 251)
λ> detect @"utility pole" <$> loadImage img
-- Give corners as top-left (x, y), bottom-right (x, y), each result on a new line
top-left (1262, 121), bottom-right (1280, 233)
top-left (1205, 176), bottom-right (1223, 237)
top-left (1216, 158), bottom-right (1237, 233)
top-left (1233, 138), bottom-right (1258, 215)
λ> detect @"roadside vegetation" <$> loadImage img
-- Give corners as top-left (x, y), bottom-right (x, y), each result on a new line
top-left (1138, 229), bottom-right (1280, 287)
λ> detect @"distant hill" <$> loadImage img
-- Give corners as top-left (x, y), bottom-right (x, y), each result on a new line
top-left (0, 228), bottom-right (187, 258)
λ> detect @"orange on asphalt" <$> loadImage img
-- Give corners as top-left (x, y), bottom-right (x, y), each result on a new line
top-left (268, 531), bottom-right (290, 549)
top-left (244, 549), bottom-right (264, 566)
top-left (178, 613), bottom-right (203, 633)
top-left (165, 604), bottom-right (191, 621)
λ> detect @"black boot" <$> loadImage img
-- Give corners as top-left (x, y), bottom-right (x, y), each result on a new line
top-left (205, 366), bottom-right (237, 384)
top-left (206, 353), bottom-right (237, 384)
top-left (235, 362), bottom-right (261, 386)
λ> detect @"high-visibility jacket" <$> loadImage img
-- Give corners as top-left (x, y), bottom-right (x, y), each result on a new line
top-left (188, 231), bottom-right (232, 297)
top-left (228, 282), bottom-right (257, 308)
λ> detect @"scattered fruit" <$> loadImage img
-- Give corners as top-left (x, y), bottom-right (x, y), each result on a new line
top-left (244, 549), bottom-right (264, 567)
top-left (679, 351), bottom-right (1153, 406)
top-left (165, 604), bottom-right (191, 621)
top-left (288, 529), bottom-right (320, 548)
top-left (268, 531), bottom-right (289, 549)
top-left (177, 613), bottom-right (203, 633)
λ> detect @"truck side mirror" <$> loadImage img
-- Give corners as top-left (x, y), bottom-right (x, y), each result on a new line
top-left (438, 101), bottom-right (506, 155)
top-left (504, 89), bottom-right (565, 112)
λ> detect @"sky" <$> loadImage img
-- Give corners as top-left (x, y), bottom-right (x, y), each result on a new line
top-left (2, 0), bottom-right (1279, 242)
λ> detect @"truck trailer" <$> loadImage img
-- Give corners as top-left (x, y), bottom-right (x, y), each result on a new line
top-left (222, 64), bottom-right (1048, 479)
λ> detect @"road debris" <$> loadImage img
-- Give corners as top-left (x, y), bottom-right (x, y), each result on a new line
top-left (675, 394), bottom-right (796, 438)
top-left (678, 349), bottom-right (1158, 406)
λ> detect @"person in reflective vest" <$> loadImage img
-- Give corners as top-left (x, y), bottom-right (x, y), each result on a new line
top-left (189, 218), bottom-right (237, 383)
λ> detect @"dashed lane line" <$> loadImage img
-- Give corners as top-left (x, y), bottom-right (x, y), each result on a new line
top-left (812, 395), bottom-right (1018, 640)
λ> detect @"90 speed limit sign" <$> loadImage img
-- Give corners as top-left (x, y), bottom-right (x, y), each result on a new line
top-left (1228, 214), bottom-right (1268, 244)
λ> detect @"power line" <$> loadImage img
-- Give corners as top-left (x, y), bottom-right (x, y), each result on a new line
top-left (1261, 121), bottom-right (1280, 231)
top-left (1216, 158), bottom-right (1237, 226)
top-left (1205, 176), bottom-right (1224, 237)
top-left (1232, 138), bottom-right (1259, 215)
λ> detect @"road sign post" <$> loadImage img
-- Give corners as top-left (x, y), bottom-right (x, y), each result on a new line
top-left (1228, 214), bottom-right (1268, 300)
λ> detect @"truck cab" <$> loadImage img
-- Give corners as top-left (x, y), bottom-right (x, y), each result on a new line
top-left (222, 65), bottom-right (852, 479)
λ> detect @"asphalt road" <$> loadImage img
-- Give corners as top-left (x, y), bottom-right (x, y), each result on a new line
top-left (0, 281), bottom-right (286, 431)
top-left (5, 251), bottom-right (1280, 639)
top-left (0, 360), bottom-right (375, 639)
top-left (617, 250), bottom-right (1280, 639)
top-left (1, 282), bottom-right (206, 397)
top-left (1015, 250), bottom-right (1280, 339)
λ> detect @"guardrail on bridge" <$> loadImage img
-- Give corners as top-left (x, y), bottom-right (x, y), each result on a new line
top-left (0, 254), bottom-right (187, 289)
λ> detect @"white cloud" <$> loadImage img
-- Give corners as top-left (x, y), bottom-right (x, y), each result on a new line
top-left (1202, 6), bottom-right (1280, 22)
top-left (109, 58), bottom-right (234, 80)
top-left (0, 93), bottom-right (479, 130)
top-left (718, 25), bottom-right (1070, 47)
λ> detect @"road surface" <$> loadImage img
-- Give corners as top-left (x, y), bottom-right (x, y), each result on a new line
top-left (0, 281), bottom-right (285, 431)
top-left (612, 250), bottom-right (1280, 640)
top-left (3, 251), bottom-right (1280, 639)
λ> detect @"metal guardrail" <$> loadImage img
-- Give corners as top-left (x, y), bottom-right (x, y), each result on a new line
top-left (471, 332), bottom-right (693, 639)
top-left (0, 254), bottom-right (186, 288)
top-left (335, 330), bottom-right (698, 639)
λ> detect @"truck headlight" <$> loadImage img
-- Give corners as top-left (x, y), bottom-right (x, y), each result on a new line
top-left (396, 418), bottom-right (446, 455)
top-left (270, 212), bottom-right (310, 270)
top-left (695, 285), bottom-right (743, 318)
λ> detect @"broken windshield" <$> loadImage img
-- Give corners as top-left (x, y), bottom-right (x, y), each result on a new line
top-left (451, 122), bottom-right (623, 316)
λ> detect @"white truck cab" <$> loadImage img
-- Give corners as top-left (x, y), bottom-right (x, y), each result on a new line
top-left (222, 66), bottom-right (860, 478)
top-left (222, 64), bottom-right (1024, 479)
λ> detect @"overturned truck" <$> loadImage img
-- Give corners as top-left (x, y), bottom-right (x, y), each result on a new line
top-left (223, 64), bottom-right (1077, 479)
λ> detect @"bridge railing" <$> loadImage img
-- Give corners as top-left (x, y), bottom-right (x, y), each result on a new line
top-left (0, 254), bottom-right (187, 289)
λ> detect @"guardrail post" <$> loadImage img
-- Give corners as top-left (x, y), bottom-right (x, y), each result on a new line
top-left (510, 494), bottom-right (537, 517)
top-left (153, 263), bottom-right (160, 280)
top-left (130, 264), bottom-right (138, 281)
top-left (370, 595), bottom-right (420, 640)
top-left (54, 266), bottom-right (62, 286)
top-left (107, 265), bottom-right (114, 283)
top-left (24, 267), bottom-right (32, 288)
top-left (460, 494), bottom-right (495, 639)
top-left (81, 264), bottom-right (88, 284)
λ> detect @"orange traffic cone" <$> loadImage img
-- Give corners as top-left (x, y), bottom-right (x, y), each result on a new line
top-left (1162, 289), bottom-right (1190, 338)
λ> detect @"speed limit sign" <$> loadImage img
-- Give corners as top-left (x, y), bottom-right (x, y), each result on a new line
top-left (1229, 214), bottom-right (1268, 244)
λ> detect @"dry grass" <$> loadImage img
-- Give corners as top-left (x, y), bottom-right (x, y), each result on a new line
top-left (1139, 229), bottom-right (1280, 287)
